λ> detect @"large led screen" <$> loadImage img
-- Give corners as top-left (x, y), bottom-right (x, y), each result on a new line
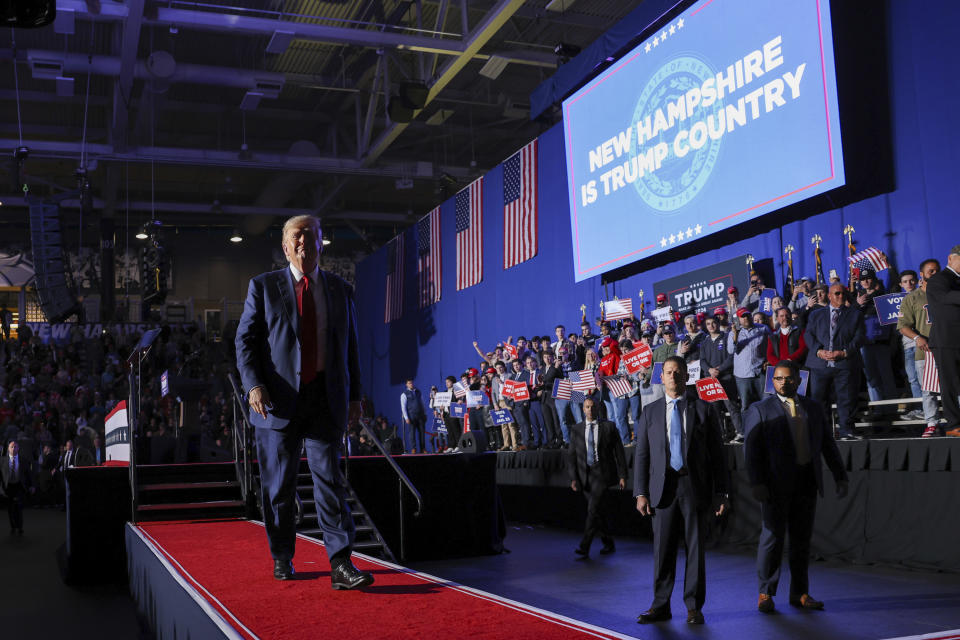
top-left (563, 0), bottom-right (845, 281)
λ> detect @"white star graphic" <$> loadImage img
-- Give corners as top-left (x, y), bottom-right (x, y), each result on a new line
top-left (669, 233), bottom-right (676, 244)
top-left (661, 31), bottom-right (667, 41)
top-left (677, 229), bottom-right (685, 241)
top-left (695, 223), bottom-right (703, 234)
top-left (678, 18), bottom-right (684, 29)
top-left (669, 25), bottom-right (676, 35)
top-left (645, 42), bottom-right (652, 53)
top-left (652, 36), bottom-right (659, 47)
top-left (661, 236), bottom-right (668, 247)
top-left (686, 227), bottom-right (693, 239)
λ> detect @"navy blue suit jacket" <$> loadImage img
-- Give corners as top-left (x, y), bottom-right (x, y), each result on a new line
top-left (235, 267), bottom-right (362, 432)
top-left (803, 304), bottom-right (865, 370)
top-left (743, 394), bottom-right (847, 497)
top-left (633, 391), bottom-right (727, 509)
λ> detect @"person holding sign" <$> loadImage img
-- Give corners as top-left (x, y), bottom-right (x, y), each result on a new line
top-left (925, 245), bottom-right (960, 436)
top-left (701, 316), bottom-right (740, 441)
top-left (855, 269), bottom-right (897, 407)
top-left (744, 360), bottom-right (848, 614)
top-left (634, 357), bottom-right (729, 626)
top-left (568, 397), bottom-right (627, 558)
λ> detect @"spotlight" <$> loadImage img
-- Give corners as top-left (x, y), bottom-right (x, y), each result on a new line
top-left (229, 229), bottom-right (243, 243)
top-left (322, 238), bottom-right (331, 246)
top-left (136, 228), bottom-right (149, 240)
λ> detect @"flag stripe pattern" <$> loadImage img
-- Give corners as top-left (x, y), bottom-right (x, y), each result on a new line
top-left (848, 247), bottom-right (890, 271)
top-left (603, 375), bottom-right (633, 398)
top-left (452, 381), bottom-right (468, 399)
top-left (921, 352), bottom-right (940, 393)
top-left (384, 233), bottom-right (404, 323)
top-left (604, 298), bottom-right (633, 321)
top-left (568, 370), bottom-right (597, 392)
top-left (417, 207), bottom-right (441, 308)
top-left (503, 139), bottom-right (538, 269)
top-left (456, 177), bottom-right (484, 291)
top-left (552, 378), bottom-right (585, 403)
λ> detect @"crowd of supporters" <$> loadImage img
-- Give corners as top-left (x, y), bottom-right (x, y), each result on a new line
top-left (397, 261), bottom-right (956, 454)
top-left (0, 323), bottom-right (232, 508)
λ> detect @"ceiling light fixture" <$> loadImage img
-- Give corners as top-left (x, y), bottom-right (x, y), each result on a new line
top-left (230, 229), bottom-right (243, 243)
top-left (322, 238), bottom-right (331, 246)
top-left (136, 228), bottom-right (149, 240)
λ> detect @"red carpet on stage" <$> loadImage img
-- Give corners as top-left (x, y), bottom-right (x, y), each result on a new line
top-left (132, 519), bottom-right (631, 639)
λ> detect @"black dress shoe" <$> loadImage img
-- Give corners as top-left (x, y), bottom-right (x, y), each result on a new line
top-left (599, 542), bottom-right (616, 555)
top-left (274, 559), bottom-right (295, 580)
top-left (687, 609), bottom-right (705, 624)
top-left (574, 545), bottom-right (589, 557)
top-left (637, 606), bottom-right (671, 623)
top-left (331, 560), bottom-right (374, 590)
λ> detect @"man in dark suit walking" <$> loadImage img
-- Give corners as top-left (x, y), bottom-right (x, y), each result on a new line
top-left (236, 214), bottom-right (373, 589)
top-left (567, 397), bottom-right (627, 557)
top-left (2, 440), bottom-right (34, 535)
top-left (744, 360), bottom-right (848, 613)
top-left (634, 356), bottom-right (728, 626)
top-left (926, 244), bottom-right (960, 436)
top-left (804, 284), bottom-right (866, 440)
top-left (539, 351), bottom-right (563, 448)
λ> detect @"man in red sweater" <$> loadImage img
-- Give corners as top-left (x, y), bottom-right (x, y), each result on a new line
top-left (767, 307), bottom-right (808, 366)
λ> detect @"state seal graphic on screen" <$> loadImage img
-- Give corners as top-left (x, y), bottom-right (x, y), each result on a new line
top-left (630, 55), bottom-right (723, 212)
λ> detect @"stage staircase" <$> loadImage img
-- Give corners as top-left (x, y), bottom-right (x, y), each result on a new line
top-left (133, 462), bottom-right (246, 522)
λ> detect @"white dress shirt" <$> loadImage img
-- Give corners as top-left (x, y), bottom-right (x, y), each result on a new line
top-left (289, 263), bottom-right (327, 372)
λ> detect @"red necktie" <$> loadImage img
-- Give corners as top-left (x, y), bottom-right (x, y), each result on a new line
top-left (297, 276), bottom-right (317, 384)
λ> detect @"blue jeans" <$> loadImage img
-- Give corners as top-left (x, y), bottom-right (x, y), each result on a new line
top-left (612, 396), bottom-right (631, 443)
top-left (736, 374), bottom-right (765, 413)
top-left (904, 347), bottom-right (922, 398)
top-left (555, 399), bottom-right (572, 443)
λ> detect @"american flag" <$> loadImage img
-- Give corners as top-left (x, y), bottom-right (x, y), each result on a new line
top-left (848, 247), bottom-right (890, 276)
top-left (503, 139), bottom-right (538, 269)
top-left (552, 378), bottom-right (586, 403)
top-left (456, 177), bottom-right (483, 291)
top-left (568, 370), bottom-right (597, 393)
top-left (921, 352), bottom-right (940, 393)
top-left (452, 381), bottom-right (468, 399)
top-left (383, 233), bottom-right (404, 323)
top-left (603, 375), bottom-right (633, 398)
top-left (417, 207), bottom-right (441, 308)
top-left (604, 298), bottom-right (633, 321)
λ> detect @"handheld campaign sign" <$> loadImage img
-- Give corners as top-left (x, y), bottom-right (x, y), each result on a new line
top-left (651, 306), bottom-right (674, 323)
top-left (696, 378), bottom-right (729, 402)
top-left (503, 343), bottom-right (518, 360)
top-left (758, 289), bottom-right (777, 315)
top-left (432, 414), bottom-right (447, 434)
top-left (510, 381), bottom-right (530, 402)
top-left (491, 409), bottom-right (514, 425)
top-left (432, 391), bottom-right (452, 408)
top-left (686, 360), bottom-right (701, 385)
top-left (873, 293), bottom-right (905, 326)
top-left (466, 390), bottom-right (488, 407)
top-left (764, 367), bottom-right (810, 395)
top-left (623, 343), bottom-right (654, 372)
top-left (450, 404), bottom-right (466, 418)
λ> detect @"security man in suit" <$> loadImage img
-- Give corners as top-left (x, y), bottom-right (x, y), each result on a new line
top-left (744, 360), bottom-right (848, 613)
top-left (634, 356), bottom-right (728, 626)
top-left (804, 283), bottom-right (866, 440)
top-left (2, 440), bottom-right (34, 535)
top-left (567, 397), bottom-right (627, 557)
top-left (926, 244), bottom-right (960, 436)
top-left (236, 214), bottom-right (373, 589)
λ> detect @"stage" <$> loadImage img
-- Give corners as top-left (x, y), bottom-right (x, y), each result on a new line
top-left (124, 518), bottom-right (960, 640)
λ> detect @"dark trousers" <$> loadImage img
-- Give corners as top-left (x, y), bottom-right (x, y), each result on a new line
top-left (528, 401), bottom-right (547, 447)
top-left (934, 347), bottom-right (960, 429)
top-left (513, 401), bottom-right (532, 445)
top-left (540, 397), bottom-right (562, 447)
top-left (810, 366), bottom-right (861, 437)
top-left (757, 464), bottom-right (817, 597)
top-left (407, 415), bottom-right (426, 452)
top-left (255, 376), bottom-right (354, 563)
top-left (444, 415), bottom-right (462, 448)
top-left (6, 483), bottom-right (24, 530)
top-left (651, 473), bottom-right (708, 612)
top-left (580, 464), bottom-right (613, 549)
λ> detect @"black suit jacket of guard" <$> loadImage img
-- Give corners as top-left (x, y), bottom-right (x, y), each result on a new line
top-left (926, 268), bottom-right (960, 349)
top-left (633, 390), bottom-right (727, 509)
top-left (567, 420), bottom-right (627, 489)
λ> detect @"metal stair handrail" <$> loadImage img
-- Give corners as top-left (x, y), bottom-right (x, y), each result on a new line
top-left (227, 373), bottom-right (255, 505)
top-left (355, 418), bottom-right (424, 517)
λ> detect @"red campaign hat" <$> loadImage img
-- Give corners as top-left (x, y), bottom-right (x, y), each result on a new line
top-left (673, 311), bottom-right (682, 322)
top-left (656, 293), bottom-right (667, 302)
top-left (467, 368), bottom-right (479, 377)
top-left (736, 307), bottom-right (751, 318)
top-left (727, 286), bottom-right (738, 294)
top-left (600, 336), bottom-right (617, 348)
top-left (712, 306), bottom-right (728, 316)
top-left (695, 312), bottom-right (706, 322)
top-left (485, 367), bottom-right (496, 375)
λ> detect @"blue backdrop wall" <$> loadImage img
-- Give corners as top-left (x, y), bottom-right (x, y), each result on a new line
top-left (354, 0), bottom-right (959, 427)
